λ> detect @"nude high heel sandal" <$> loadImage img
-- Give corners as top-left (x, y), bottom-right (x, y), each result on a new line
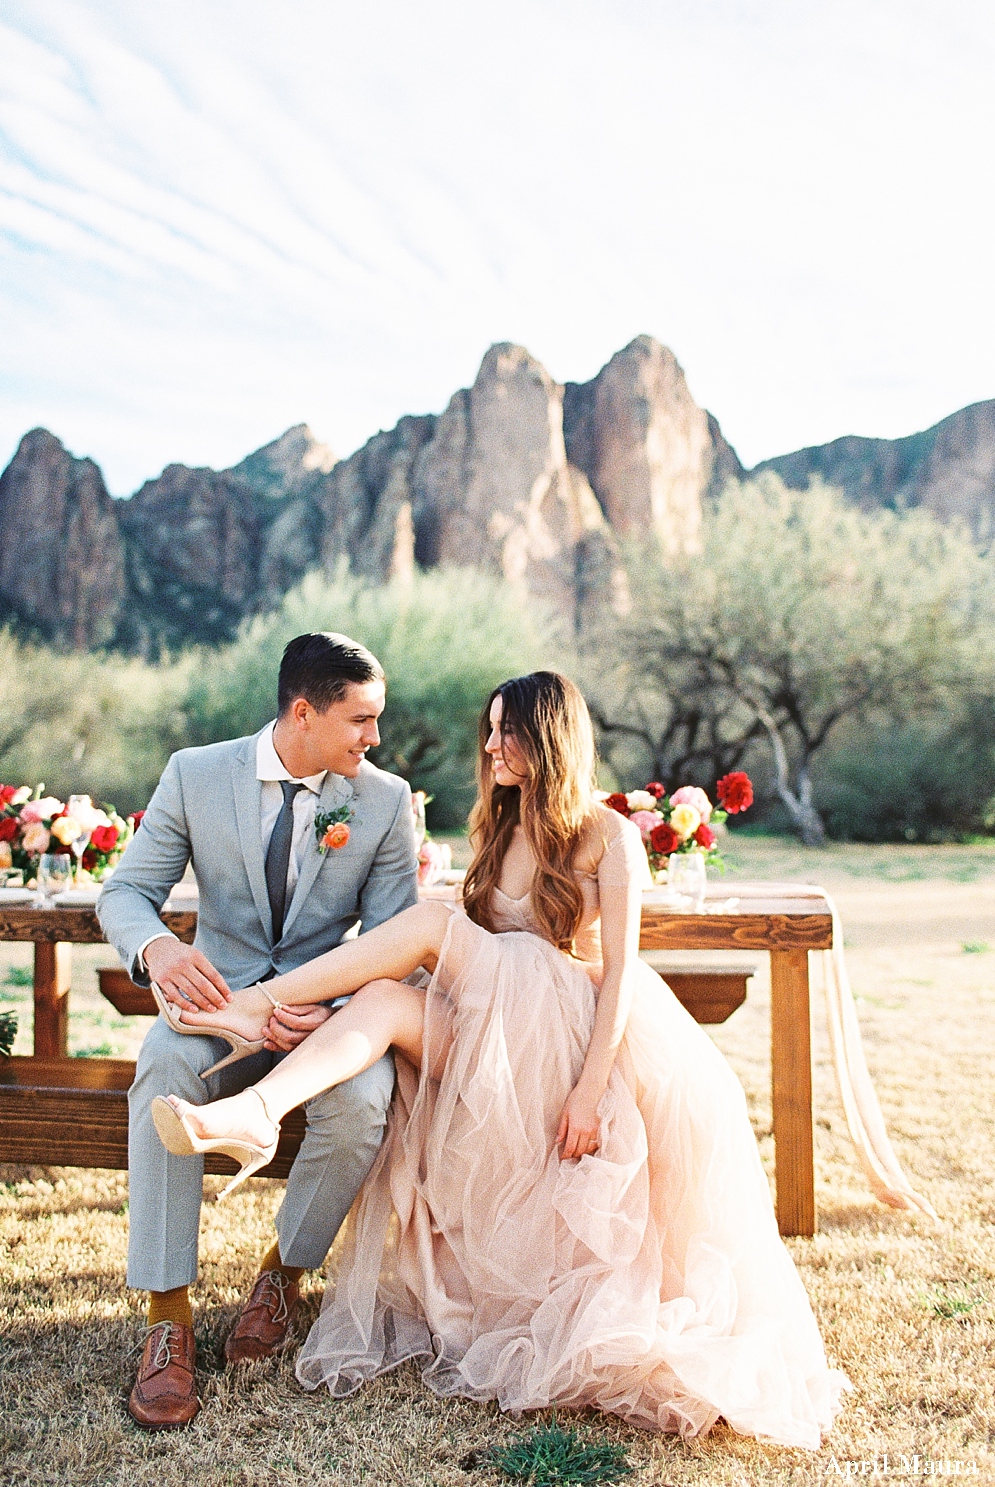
top-left (150, 981), bottom-right (288, 1080)
top-left (151, 1087), bottom-right (281, 1200)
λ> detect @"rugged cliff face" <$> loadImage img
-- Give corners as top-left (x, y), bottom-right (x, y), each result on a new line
top-left (754, 400), bottom-right (995, 541)
top-left (0, 429), bottom-right (126, 647)
top-left (7, 335), bottom-right (987, 655)
top-left (563, 335), bottom-right (742, 555)
top-left (316, 344), bottom-right (625, 626)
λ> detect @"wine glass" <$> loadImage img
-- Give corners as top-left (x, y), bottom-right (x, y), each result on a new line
top-left (66, 795), bottom-right (93, 885)
top-left (36, 853), bottom-right (72, 908)
top-left (667, 851), bottom-right (707, 910)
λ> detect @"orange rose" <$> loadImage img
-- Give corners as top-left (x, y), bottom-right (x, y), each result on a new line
top-left (322, 822), bottom-right (350, 851)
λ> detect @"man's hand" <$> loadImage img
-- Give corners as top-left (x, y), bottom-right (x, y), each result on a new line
top-left (144, 937), bottom-right (231, 1011)
top-left (264, 1003), bottom-right (333, 1052)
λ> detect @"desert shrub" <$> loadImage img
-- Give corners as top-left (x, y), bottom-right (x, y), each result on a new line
top-left (0, 630), bottom-right (190, 814)
top-left (815, 700), bottom-right (995, 842)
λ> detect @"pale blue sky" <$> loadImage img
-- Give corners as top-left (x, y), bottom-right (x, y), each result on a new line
top-left (1, 0), bottom-right (993, 493)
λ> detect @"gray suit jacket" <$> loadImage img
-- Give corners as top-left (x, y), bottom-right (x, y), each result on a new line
top-left (98, 730), bottom-right (419, 988)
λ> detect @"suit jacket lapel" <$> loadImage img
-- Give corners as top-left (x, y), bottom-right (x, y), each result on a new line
top-left (282, 772), bottom-right (355, 938)
top-left (233, 735), bottom-right (273, 938)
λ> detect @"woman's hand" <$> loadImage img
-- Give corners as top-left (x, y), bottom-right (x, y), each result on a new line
top-left (556, 1083), bottom-right (602, 1161)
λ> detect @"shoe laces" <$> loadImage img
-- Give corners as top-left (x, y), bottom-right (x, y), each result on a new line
top-left (131, 1320), bottom-right (185, 1370)
top-left (256, 1270), bottom-right (293, 1326)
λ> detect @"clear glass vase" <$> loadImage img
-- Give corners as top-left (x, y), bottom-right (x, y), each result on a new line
top-left (667, 851), bottom-right (706, 908)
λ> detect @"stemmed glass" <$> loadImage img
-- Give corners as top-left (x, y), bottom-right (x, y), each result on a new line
top-left (667, 851), bottom-right (707, 910)
top-left (66, 795), bottom-right (93, 885)
top-left (36, 853), bottom-right (72, 908)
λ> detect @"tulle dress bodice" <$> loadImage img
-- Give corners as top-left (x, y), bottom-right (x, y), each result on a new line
top-left (489, 814), bottom-right (651, 964)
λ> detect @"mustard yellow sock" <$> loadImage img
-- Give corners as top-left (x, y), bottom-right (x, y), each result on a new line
top-left (147, 1285), bottom-right (193, 1329)
top-left (259, 1239), bottom-right (304, 1286)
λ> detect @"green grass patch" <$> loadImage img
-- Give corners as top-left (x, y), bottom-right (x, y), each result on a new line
top-left (920, 1285), bottom-right (987, 1320)
top-left (482, 1421), bottom-right (633, 1484)
top-left (962, 941), bottom-right (990, 955)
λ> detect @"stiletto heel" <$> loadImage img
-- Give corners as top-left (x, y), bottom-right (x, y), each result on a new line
top-left (151, 1087), bottom-right (281, 1200)
top-left (150, 982), bottom-right (287, 1080)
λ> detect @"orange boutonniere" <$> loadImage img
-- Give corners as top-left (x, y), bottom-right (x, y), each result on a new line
top-left (315, 804), bottom-right (354, 854)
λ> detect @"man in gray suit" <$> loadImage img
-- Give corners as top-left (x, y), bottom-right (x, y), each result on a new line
top-left (98, 631), bottom-right (418, 1429)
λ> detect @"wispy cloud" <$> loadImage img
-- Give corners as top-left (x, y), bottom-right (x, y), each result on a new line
top-left (1, 0), bottom-right (993, 490)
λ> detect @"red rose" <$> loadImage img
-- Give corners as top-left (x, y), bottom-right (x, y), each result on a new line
top-left (649, 821), bottom-right (681, 856)
top-left (130, 810), bottom-right (146, 829)
top-left (0, 785), bottom-right (15, 806)
top-left (716, 771), bottom-right (754, 814)
top-left (0, 817), bottom-right (18, 842)
top-left (693, 822), bottom-right (716, 849)
top-left (91, 824), bottom-right (120, 853)
top-left (81, 847), bottom-right (98, 871)
top-left (605, 793), bottom-right (630, 816)
top-left (645, 782), bottom-right (666, 800)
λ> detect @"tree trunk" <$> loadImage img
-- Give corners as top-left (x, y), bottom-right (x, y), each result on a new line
top-left (754, 707), bottom-right (827, 847)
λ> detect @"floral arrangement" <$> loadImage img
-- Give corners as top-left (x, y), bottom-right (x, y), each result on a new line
top-left (315, 804), bottom-right (354, 853)
top-left (604, 772), bottom-right (754, 879)
top-left (411, 790), bottom-right (452, 887)
top-left (0, 785), bottom-right (141, 883)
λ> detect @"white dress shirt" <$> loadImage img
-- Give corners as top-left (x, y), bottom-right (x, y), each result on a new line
top-left (138, 721), bottom-right (329, 970)
top-left (255, 719), bottom-right (327, 897)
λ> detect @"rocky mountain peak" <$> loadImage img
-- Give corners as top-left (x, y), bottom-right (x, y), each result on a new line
top-left (227, 423), bottom-right (336, 500)
top-left (563, 335), bottom-right (741, 556)
top-left (0, 428), bottom-right (125, 648)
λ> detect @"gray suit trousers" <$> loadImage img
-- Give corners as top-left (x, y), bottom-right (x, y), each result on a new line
top-left (127, 1018), bottom-right (395, 1291)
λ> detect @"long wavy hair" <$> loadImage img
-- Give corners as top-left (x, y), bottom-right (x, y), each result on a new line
top-left (462, 671), bottom-right (598, 951)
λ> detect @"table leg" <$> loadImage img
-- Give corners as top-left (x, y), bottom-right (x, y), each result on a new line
top-left (33, 942), bottom-right (72, 1058)
top-left (769, 948), bottom-right (816, 1237)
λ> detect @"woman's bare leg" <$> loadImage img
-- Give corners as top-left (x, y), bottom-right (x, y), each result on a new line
top-left (172, 977), bottom-right (427, 1146)
top-left (174, 899), bottom-right (454, 1041)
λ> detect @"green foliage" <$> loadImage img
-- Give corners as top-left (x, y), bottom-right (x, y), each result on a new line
top-left (590, 475), bottom-right (995, 842)
top-left (815, 700), bottom-right (995, 842)
top-left (0, 1010), bottom-right (17, 1058)
top-left (919, 1285), bottom-right (986, 1320)
top-left (484, 1422), bottom-right (632, 1484)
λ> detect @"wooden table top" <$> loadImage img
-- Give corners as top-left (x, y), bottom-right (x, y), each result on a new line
top-left (0, 882), bottom-right (833, 951)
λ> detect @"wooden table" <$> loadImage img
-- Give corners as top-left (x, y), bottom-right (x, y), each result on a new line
top-left (0, 885), bottom-right (832, 1237)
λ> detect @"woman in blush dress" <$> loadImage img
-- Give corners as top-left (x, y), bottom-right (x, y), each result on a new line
top-left (152, 671), bottom-right (848, 1449)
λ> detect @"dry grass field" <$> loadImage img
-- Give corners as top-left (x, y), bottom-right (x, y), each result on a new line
top-left (2, 836), bottom-right (995, 1485)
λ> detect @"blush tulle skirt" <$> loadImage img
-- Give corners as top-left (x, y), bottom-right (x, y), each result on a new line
top-left (295, 910), bottom-right (848, 1449)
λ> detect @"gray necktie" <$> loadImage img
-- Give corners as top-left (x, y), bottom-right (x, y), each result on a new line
top-left (265, 781), bottom-right (303, 942)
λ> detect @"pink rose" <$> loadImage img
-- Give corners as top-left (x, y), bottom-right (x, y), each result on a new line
top-left (19, 796), bottom-right (65, 824)
top-left (629, 809), bottom-right (662, 840)
top-left (417, 838), bottom-right (446, 886)
top-left (22, 821), bottom-right (51, 854)
top-left (669, 786), bottom-right (712, 823)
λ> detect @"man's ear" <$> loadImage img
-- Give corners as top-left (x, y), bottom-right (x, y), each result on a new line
top-left (290, 697), bottom-right (311, 729)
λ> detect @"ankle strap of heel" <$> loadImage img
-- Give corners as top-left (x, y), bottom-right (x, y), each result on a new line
top-left (245, 1085), bottom-right (278, 1130)
top-left (255, 982), bottom-right (286, 1014)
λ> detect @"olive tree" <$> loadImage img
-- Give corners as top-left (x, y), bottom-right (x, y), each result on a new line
top-left (593, 476), bottom-right (986, 844)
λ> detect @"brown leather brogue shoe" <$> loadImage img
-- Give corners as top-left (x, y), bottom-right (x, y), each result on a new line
top-left (225, 1270), bottom-right (300, 1363)
top-left (128, 1321), bottom-right (199, 1429)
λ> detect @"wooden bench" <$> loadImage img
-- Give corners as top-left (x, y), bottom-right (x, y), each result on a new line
top-left (0, 1055), bottom-right (306, 1178)
top-left (0, 960), bottom-right (754, 1180)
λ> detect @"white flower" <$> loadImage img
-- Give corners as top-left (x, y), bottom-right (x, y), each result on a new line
top-left (11, 786), bottom-right (31, 806)
top-left (626, 790), bottom-right (658, 812)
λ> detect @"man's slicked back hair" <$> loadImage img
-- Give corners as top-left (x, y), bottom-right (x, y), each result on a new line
top-left (277, 632), bottom-right (385, 716)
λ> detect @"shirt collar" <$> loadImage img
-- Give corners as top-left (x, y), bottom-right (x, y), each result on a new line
top-left (256, 721), bottom-right (327, 795)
